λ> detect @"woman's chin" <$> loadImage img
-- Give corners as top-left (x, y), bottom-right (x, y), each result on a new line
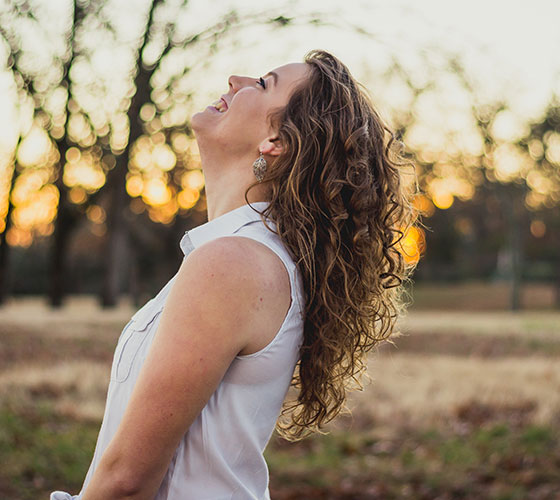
top-left (190, 110), bottom-right (208, 131)
top-left (191, 109), bottom-right (205, 121)
top-left (191, 106), bottom-right (223, 127)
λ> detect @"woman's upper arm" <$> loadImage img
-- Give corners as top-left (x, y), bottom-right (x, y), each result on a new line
top-left (85, 237), bottom-right (266, 498)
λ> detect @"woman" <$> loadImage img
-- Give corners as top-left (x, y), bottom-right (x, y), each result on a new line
top-left (51, 49), bottom-right (416, 500)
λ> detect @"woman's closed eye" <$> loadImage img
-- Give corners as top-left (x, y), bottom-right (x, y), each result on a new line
top-left (256, 77), bottom-right (266, 89)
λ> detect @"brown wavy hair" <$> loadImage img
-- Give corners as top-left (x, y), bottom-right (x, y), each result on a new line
top-left (244, 49), bottom-right (418, 440)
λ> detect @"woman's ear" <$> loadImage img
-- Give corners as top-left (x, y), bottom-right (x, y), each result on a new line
top-left (258, 136), bottom-right (283, 158)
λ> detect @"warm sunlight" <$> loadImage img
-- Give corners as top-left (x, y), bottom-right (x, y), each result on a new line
top-left (2, 3), bottom-right (560, 498)
top-left (1, 0), bottom-right (558, 248)
top-left (400, 226), bottom-right (426, 265)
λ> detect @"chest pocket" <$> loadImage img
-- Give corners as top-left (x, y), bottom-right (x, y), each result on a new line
top-left (111, 300), bottom-right (164, 383)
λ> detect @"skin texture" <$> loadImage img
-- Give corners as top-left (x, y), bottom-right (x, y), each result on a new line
top-left (190, 62), bottom-right (311, 221)
top-left (81, 63), bottom-right (310, 499)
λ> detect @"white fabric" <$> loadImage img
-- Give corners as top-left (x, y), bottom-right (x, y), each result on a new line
top-left (51, 201), bottom-right (304, 500)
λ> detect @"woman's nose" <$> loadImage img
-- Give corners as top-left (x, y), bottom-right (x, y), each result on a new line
top-left (228, 75), bottom-right (254, 92)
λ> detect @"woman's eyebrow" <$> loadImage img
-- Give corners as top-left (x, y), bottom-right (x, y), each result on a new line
top-left (263, 71), bottom-right (278, 87)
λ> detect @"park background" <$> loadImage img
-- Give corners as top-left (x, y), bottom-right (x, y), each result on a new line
top-left (1, 0), bottom-right (559, 498)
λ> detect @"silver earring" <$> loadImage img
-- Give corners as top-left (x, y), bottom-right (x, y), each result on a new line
top-left (252, 152), bottom-right (267, 182)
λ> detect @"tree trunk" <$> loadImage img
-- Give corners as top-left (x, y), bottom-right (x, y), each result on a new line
top-left (556, 221), bottom-right (560, 309)
top-left (101, 155), bottom-right (129, 307)
top-left (128, 238), bottom-right (140, 308)
top-left (100, 0), bottom-right (163, 307)
top-left (505, 187), bottom-right (524, 311)
top-left (556, 262), bottom-right (560, 309)
top-left (0, 161), bottom-right (18, 305)
top-left (48, 138), bottom-right (74, 308)
top-left (509, 202), bottom-right (522, 311)
top-left (497, 185), bottom-right (524, 311)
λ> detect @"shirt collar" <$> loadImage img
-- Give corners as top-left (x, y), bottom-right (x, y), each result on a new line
top-left (180, 201), bottom-right (272, 255)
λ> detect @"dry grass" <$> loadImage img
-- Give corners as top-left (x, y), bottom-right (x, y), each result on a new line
top-left (344, 353), bottom-right (560, 430)
top-left (0, 295), bottom-right (133, 341)
top-left (408, 281), bottom-right (557, 310)
top-left (397, 310), bottom-right (560, 339)
top-left (0, 295), bottom-right (559, 431)
top-left (0, 361), bottom-right (110, 422)
top-left (0, 291), bottom-right (559, 499)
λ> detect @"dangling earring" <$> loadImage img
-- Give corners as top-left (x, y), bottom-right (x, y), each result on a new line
top-left (252, 151), bottom-right (267, 182)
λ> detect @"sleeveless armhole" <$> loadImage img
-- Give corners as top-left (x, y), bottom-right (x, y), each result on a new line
top-left (220, 234), bottom-right (299, 359)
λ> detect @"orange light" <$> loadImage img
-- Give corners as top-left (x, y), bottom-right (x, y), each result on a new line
top-left (126, 175), bottom-right (143, 197)
top-left (432, 192), bottom-right (454, 210)
top-left (69, 187), bottom-right (87, 204)
top-left (181, 170), bottom-right (205, 191)
top-left (530, 220), bottom-right (546, 238)
top-left (399, 226), bottom-right (426, 264)
top-left (413, 194), bottom-right (435, 217)
top-left (87, 205), bottom-right (106, 224)
top-left (178, 188), bottom-right (200, 210)
top-left (6, 227), bottom-right (32, 247)
top-left (142, 178), bottom-right (171, 206)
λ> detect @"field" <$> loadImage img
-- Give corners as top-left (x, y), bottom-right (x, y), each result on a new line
top-left (1, 283), bottom-right (559, 499)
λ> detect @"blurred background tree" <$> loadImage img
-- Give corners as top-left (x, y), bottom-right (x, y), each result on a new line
top-left (0, 0), bottom-right (316, 307)
top-left (0, 0), bottom-right (558, 311)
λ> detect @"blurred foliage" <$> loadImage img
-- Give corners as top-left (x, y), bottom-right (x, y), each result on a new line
top-left (0, 0), bottom-right (323, 305)
top-left (0, 0), bottom-right (559, 308)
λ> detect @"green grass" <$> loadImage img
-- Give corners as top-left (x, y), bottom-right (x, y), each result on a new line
top-left (265, 422), bottom-right (560, 499)
top-left (1, 400), bottom-right (559, 499)
top-left (0, 401), bottom-right (99, 500)
top-left (1, 293), bottom-right (559, 499)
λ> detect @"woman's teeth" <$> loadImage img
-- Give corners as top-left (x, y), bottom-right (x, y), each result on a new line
top-left (212, 99), bottom-right (226, 113)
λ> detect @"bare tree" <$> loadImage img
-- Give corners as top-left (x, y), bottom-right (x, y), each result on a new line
top-left (0, 0), bottom-right (317, 306)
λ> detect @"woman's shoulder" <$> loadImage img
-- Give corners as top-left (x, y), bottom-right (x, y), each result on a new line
top-left (185, 235), bottom-right (290, 303)
top-left (182, 235), bottom-right (293, 355)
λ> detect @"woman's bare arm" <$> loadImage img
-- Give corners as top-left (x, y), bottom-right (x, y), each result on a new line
top-left (81, 236), bottom-right (272, 500)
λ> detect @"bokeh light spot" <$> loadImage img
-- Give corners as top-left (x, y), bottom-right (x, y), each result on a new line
top-left (530, 220), bottom-right (546, 238)
top-left (181, 170), bottom-right (205, 191)
top-left (126, 175), bottom-right (144, 197)
top-left (400, 226), bottom-right (426, 264)
top-left (178, 188), bottom-right (200, 210)
top-left (143, 178), bottom-right (171, 206)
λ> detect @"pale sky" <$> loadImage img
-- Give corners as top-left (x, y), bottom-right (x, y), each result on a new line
top-left (1, 0), bottom-right (559, 151)
top-left (180, 0), bottom-right (560, 108)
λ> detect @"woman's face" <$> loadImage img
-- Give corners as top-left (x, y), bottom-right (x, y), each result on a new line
top-left (191, 62), bottom-right (311, 157)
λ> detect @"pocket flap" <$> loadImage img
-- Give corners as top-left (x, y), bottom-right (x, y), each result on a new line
top-left (129, 299), bottom-right (162, 331)
top-left (111, 302), bottom-right (164, 383)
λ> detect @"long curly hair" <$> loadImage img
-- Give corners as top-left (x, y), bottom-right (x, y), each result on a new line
top-left (245, 49), bottom-right (418, 440)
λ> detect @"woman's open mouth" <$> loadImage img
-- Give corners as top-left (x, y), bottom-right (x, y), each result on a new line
top-left (210, 98), bottom-right (228, 113)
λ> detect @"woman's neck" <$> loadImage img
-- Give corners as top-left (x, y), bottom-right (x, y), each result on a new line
top-left (198, 144), bottom-right (269, 221)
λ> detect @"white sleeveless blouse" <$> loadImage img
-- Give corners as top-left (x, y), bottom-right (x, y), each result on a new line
top-left (51, 201), bottom-right (305, 500)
